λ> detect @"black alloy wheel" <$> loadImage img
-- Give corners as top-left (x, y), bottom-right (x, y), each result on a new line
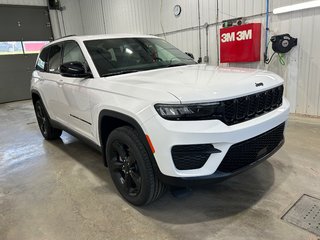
top-left (35, 101), bottom-right (48, 135)
top-left (34, 100), bottom-right (62, 140)
top-left (106, 126), bottom-right (166, 205)
top-left (110, 140), bottom-right (142, 197)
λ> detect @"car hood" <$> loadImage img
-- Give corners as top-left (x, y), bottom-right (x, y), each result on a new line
top-left (106, 64), bottom-right (284, 103)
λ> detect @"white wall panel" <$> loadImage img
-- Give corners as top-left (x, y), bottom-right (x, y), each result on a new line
top-left (48, 0), bottom-right (84, 39)
top-left (101, 0), bottom-right (161, 35)
top-left (160, 0), bottom-right (199, 32)
top-left (59, 0), bottom-right (83, 36)
top-left (79, 0), bottom-right (105, 35)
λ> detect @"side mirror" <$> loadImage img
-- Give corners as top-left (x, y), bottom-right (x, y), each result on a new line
top-left (185, 52), bottom-right (194, 59)
top-left (60, 61), bottom-right (92, 78)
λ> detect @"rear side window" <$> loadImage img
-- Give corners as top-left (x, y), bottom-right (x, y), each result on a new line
top-left (36, 47), bottom-right (50, 71)
top-left (48, 44), bottom-right (62, 73)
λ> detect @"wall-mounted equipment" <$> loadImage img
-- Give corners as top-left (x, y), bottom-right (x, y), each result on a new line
top-left (264, 34), bottom-right (298, 65)
top-left (220, 23), bottom-right (261, 63)
top-left (270, 34), bottom-right (297, 53)
top-left (185, 52), bottom-right (194, 59)
top-left (48, 0), bottom-right (61, 10)
top-left (222, 17), bottom-right (246, 28)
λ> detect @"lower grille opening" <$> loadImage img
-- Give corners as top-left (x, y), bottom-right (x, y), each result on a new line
top-left (172, 144), bottom-right (220, 170)
top-left (217, 122), bottom-right (285, 173)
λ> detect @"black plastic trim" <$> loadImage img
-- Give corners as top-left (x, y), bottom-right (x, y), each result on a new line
top-left (172, 144), bottom-right (221, 170)
top-left (31, 89), bottom-right (41, 101)
top-left (70, 114), bottom-right (92, 125)
top-left (50, 119), bottom-right (101, 152)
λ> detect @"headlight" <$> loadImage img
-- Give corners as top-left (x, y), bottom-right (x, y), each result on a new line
top-left (154, 102), bottom-right (222, 120)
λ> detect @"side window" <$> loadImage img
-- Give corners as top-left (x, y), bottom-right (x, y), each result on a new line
top-left (48, 44), bottom-right (62, 73)
top-left (62, 41), bottom-right (86, 64)
top-left (36, 47), bottom-right (50, 71)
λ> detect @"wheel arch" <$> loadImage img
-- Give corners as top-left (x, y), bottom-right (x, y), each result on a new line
top-left (31, 89), bottom-right (42, 106)
top-left (98, 110), bottom-right (159, 171)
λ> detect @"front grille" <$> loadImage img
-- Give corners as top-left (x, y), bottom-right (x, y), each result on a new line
top-left (217, 122), bottom-right (285, 173)
top-left (221, 85), bottom-right (284, 125)
top-left (172, 144), bottom-right (220, 170)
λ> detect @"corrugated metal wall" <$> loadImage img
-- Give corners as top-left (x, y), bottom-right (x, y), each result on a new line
top-left (49, 0), bottom-right (83, 39)
top-left (23, 0), bottom-right (320, 117)
top-left (79, 0), bottom-right (105, 35)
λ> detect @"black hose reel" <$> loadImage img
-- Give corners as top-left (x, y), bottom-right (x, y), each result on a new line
top-left (265, 33), bottom-right (297, 64)
top-left (271, 34), bottom-right (297, 54)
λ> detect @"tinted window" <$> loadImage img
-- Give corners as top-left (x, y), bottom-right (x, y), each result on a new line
top-left (62, 41), bottom-right (86, 64)
top-left (84, 38), bottom-right (195, 77)
top-left (36, 47), bottom-right (50, 71)
top-left (48, 44), bottom-right (62, 73)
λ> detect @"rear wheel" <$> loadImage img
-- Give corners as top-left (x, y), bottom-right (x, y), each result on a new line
top-left (34, 100), bottom-right (62, 140)
top-left (106, 126), bottom-right (166, 205)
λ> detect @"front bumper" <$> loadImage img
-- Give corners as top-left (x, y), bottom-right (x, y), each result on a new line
top-left (143, 98), bottom-right (290, 181)
top-left (157, 139), bottom-right (284, 187)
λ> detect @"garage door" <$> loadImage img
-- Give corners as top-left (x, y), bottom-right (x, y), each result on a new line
top-left (0, 5), bottom-right (53, 103)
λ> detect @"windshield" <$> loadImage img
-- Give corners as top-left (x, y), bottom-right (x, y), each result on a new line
top-left (84, 38), bottom-right (196, 77)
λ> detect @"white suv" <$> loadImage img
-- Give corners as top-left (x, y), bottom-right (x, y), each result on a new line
top-left (31, 34), bottom-right (290, 205)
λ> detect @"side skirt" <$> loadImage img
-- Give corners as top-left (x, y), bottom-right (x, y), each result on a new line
top-left (50, 119), bottom-right (102, 153)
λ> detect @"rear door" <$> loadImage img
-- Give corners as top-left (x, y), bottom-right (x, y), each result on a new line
top-left (36, 43), bottom-right (65, 121)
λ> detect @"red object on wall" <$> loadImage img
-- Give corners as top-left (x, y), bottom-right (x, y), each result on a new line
top-left (219, 23), bottom-right (261, 63)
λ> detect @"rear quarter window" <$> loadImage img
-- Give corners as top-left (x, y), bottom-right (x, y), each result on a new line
top-left (36, 47), bottom-right (50, 71)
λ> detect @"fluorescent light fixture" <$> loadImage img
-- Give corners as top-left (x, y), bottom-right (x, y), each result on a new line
top-left (273, 0), bottom-right (320, 14)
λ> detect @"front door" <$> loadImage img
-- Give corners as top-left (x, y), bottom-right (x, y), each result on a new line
top-left (58, 40), bottom-right (94, 140)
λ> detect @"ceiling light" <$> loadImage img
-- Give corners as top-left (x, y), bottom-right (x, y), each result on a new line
top-left (273, 0), bottom-right (320, 14)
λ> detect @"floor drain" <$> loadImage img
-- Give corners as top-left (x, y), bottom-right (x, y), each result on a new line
top-left (282, 194), bottom-right (320, 236)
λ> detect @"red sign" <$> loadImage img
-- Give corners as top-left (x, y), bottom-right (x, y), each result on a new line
top-left (219, 23), bottom-right (261, 63)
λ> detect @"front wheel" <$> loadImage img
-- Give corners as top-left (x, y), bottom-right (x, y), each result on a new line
top-left (106, 126), bottom-right (166, 205)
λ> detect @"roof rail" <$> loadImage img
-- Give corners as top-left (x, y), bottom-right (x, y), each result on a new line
top-left (56, 34), bottom-right (77, 40)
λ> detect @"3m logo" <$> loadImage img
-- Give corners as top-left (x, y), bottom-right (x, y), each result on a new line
top-left (221, 32), bottom-right (235, 43)
top-left (236, 29), bottom-right (252, 41)
top-left (221, 30), bottom-right (252, 43)
top-left (219, 23), bottom-right (261, 63)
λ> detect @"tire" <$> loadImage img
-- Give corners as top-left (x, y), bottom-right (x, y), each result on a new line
top-left (34, 100), bottom-right (62, 140)
top-left (106, 126), bottom-right (167, 206)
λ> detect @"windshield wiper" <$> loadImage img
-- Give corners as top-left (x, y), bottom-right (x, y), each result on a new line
top-left (101, 70), bottom-right (139, 77)
top-left (165, 63), bottom-right (187, 68)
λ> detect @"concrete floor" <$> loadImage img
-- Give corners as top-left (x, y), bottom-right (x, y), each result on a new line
top-left (0, 100), bottom-right (320, 240)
